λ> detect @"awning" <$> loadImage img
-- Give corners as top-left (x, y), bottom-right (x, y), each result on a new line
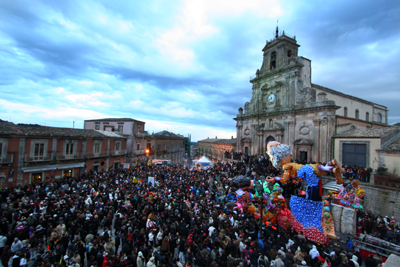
top-left (322, 181), bottom-right (341, 192)
top-left (21, 162), bottom-right (85, 173)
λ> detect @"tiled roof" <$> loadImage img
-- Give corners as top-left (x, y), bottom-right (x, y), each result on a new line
top-left (312, 83), bottom-right (387, 108)
top-left (95, 130), bottom-right (125, 138)
top-left (84, 118), bottom-right (144, 123)
top-left (380, 135), bottom-right (400, 152)
top-left (198, 138), bottom-right (237, 144)
top-left (0, 122), bottom-right (125, 138)
top-left (148, 131), bottom-right (186, 140)
top-left (334, 126), bottom-right (397, 138)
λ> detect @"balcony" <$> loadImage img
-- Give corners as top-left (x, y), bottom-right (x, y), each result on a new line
top-left (135, 133), bottom-right (146, 138)
top-left (25, 152), bottom-right (53, 162)
top-left (111, 149), bottom-right (127, 156)
top-left (85, 152), bottom-right (109, 159)
top-left (134, 150), bottom-right (144, 155)
top-left (0, 153), bottom-right (14, 164)
top-left (56, 152), bottom-right (84, 161)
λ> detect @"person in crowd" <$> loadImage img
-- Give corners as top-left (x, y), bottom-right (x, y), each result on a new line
top-left (0, 155), bottom-right (396, 267)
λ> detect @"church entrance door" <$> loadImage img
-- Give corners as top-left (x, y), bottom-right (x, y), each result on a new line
top-left (300, 151), bottom-right (307, 163)
top-left (265, 136), bottom-right (276, 146)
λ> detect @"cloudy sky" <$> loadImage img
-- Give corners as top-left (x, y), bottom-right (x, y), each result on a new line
top-left (1, 0), bottom-right (399, 141)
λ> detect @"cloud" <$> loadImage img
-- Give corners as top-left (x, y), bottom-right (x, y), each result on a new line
top-left (0, 0), bottom-right (400, 140)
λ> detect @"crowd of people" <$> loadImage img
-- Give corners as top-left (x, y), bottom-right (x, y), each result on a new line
top-left (0, 155), bottom-right (392, 267)
top-left (342, 167), bottom-right (373, 183)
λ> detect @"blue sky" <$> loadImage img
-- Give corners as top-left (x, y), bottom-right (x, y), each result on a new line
top-left (1, 0), bottom-right (399, 141)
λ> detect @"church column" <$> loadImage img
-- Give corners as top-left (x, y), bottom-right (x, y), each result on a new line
top-left (313, 119), bottom-right (321, 162)
top-left (287, 121), bottom-right (295, 145)
top-left (320, 118), bottom-right (328, 163)
top-left (284, 122), bottom-right (289, 144)
top-left (236, 121), bottom-right (243, 153)
top-left (328, 117), bottom-right (336, 160)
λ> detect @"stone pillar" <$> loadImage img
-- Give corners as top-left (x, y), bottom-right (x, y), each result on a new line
top-left (289, 121), bottom-right (296, 145)
top-left (17, 138), bottom-right (26, 185)
top-left (106, 139), bottom-right (110, 170)
top-left (320, 119), bottom-right (328, 163)
top-left (236, 121), bottom-right (243, 153)
top-left (313, 119), bottom-right (321, 163)
top-left (52, 138), bottom-right (57, 161)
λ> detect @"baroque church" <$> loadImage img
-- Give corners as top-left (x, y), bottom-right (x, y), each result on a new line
top-left (234, 28), bottom-right (389, 166)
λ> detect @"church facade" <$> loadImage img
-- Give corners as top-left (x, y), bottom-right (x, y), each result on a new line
top-left (234, 30), bottom-right (389, 166)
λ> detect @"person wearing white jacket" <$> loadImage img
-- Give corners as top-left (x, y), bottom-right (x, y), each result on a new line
top-left (350, 255), bottom-right (359, 267)
top-left (309, 245), bottom-right (320, 260)
top-left (137, 251), bottom-right (146, 267)
top-left (156, 229), bottom-right (163, 247)
top-left (239, 240), bottom-right (246, 258)
top-left (146, 256), bottom-right (156, 267)
top-left (0, 234), bottom-right (7, 252)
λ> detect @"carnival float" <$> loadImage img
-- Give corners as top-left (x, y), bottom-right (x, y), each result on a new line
top-left (230, 141), bottom-right (367, 244)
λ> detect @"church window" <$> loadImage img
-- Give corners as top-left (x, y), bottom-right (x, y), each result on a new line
top-left (270, 52), bottom-right (276, 69)
top-left (344, 107), bottom-right (348, 117)
top-left (355, 109), bottom-right (359, 119)
top-left (366, 112), bottom-right (369, 121)
top-left (377, 113), bottom-right (382, 123)
top-left (287, 49), bottom-right (292, 57)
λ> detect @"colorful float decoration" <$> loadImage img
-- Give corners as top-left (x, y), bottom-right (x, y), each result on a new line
top-left (230, 141), bottom-right (354, 244)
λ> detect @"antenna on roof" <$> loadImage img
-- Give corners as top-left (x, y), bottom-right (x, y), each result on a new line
top-left (275, 20), bottom-right (279, 38)
top-left (73, 121), bottom-right (75, 128)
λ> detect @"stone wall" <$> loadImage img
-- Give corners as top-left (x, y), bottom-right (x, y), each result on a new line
top-left (322, 176), bottom-right (400, 219)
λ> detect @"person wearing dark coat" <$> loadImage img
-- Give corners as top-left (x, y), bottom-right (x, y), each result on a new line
top-left (1, 245), bottom-right (12, 267)
top-left (12, 252), bottom-right (21, 267)
top-left (365, 254), bottom-right (377, 267)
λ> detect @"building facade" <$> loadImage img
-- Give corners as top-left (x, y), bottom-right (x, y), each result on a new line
top-left (234, 29), bottom-right (389, 166)
top-left (197, 137), bottom-right (237, 162)
top-left (0, 122), bottom-right (126, 187)
top-left (144, 131), bottom-right (187, 165)
top-left (333, 126), bottom-right (399, 170)
top-left (84, 118), bottom-right (146, 163)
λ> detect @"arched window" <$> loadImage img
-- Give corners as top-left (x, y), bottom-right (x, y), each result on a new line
top-left (270, 52), bottom-right (276, 69)
top-left (344, 107), bottom-right (348, 117)
top-left (366, 112), bottom-right (369, 121)
top-left (355, 109), bottom-right (359, 119)
top-left (287, 49), bottom-right (292, 57)
top-left (377, 113), bottom-right (382, 123)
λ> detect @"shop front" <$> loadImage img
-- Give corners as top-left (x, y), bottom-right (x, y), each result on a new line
top-left (22, 162), bottom-right (85, 184)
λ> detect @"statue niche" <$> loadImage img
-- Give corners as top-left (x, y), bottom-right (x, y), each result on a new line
top-left (295, 79), bottom-right (316, 107)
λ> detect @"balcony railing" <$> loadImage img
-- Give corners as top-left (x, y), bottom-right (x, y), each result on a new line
top-left (25, 152), bottom-right (53, 162)
top-left (0, 153), bottom-right (14, 164)
top-left (85, 152), bottom-right (109, 159)
top-left (135, 133), bottom-right (146, 138)
top-left (56, 152), bottom-right (84, 160)
top-left (134, 150), bottom-right (144, 155)
top-left (111, 149), bottom-right (127, 156)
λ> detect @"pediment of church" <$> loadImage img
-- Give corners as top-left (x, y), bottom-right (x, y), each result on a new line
top-left (294, 138), bottom-right (313, 145)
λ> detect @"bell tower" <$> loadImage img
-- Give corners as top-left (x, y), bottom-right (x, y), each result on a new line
top-left (259, 27), bottom-right (300, 75)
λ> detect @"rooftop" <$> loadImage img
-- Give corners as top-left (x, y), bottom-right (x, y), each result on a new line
top-left (0, 122), bottom-right (124, 138)
top-left (95, 130), bottom-right (125, 138)
top-left (198, 137), bottom-right (237, 144)
top-left (84, 118), bottom-right (145, 123)
top-left (379, 135), bottom-right (400, 152)
top-left (312, 84), bottom-right (388, 109)
top-left (148, 130), bottom-right (186, 140)
top-left (334, 126), bottom-right (398, 138)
